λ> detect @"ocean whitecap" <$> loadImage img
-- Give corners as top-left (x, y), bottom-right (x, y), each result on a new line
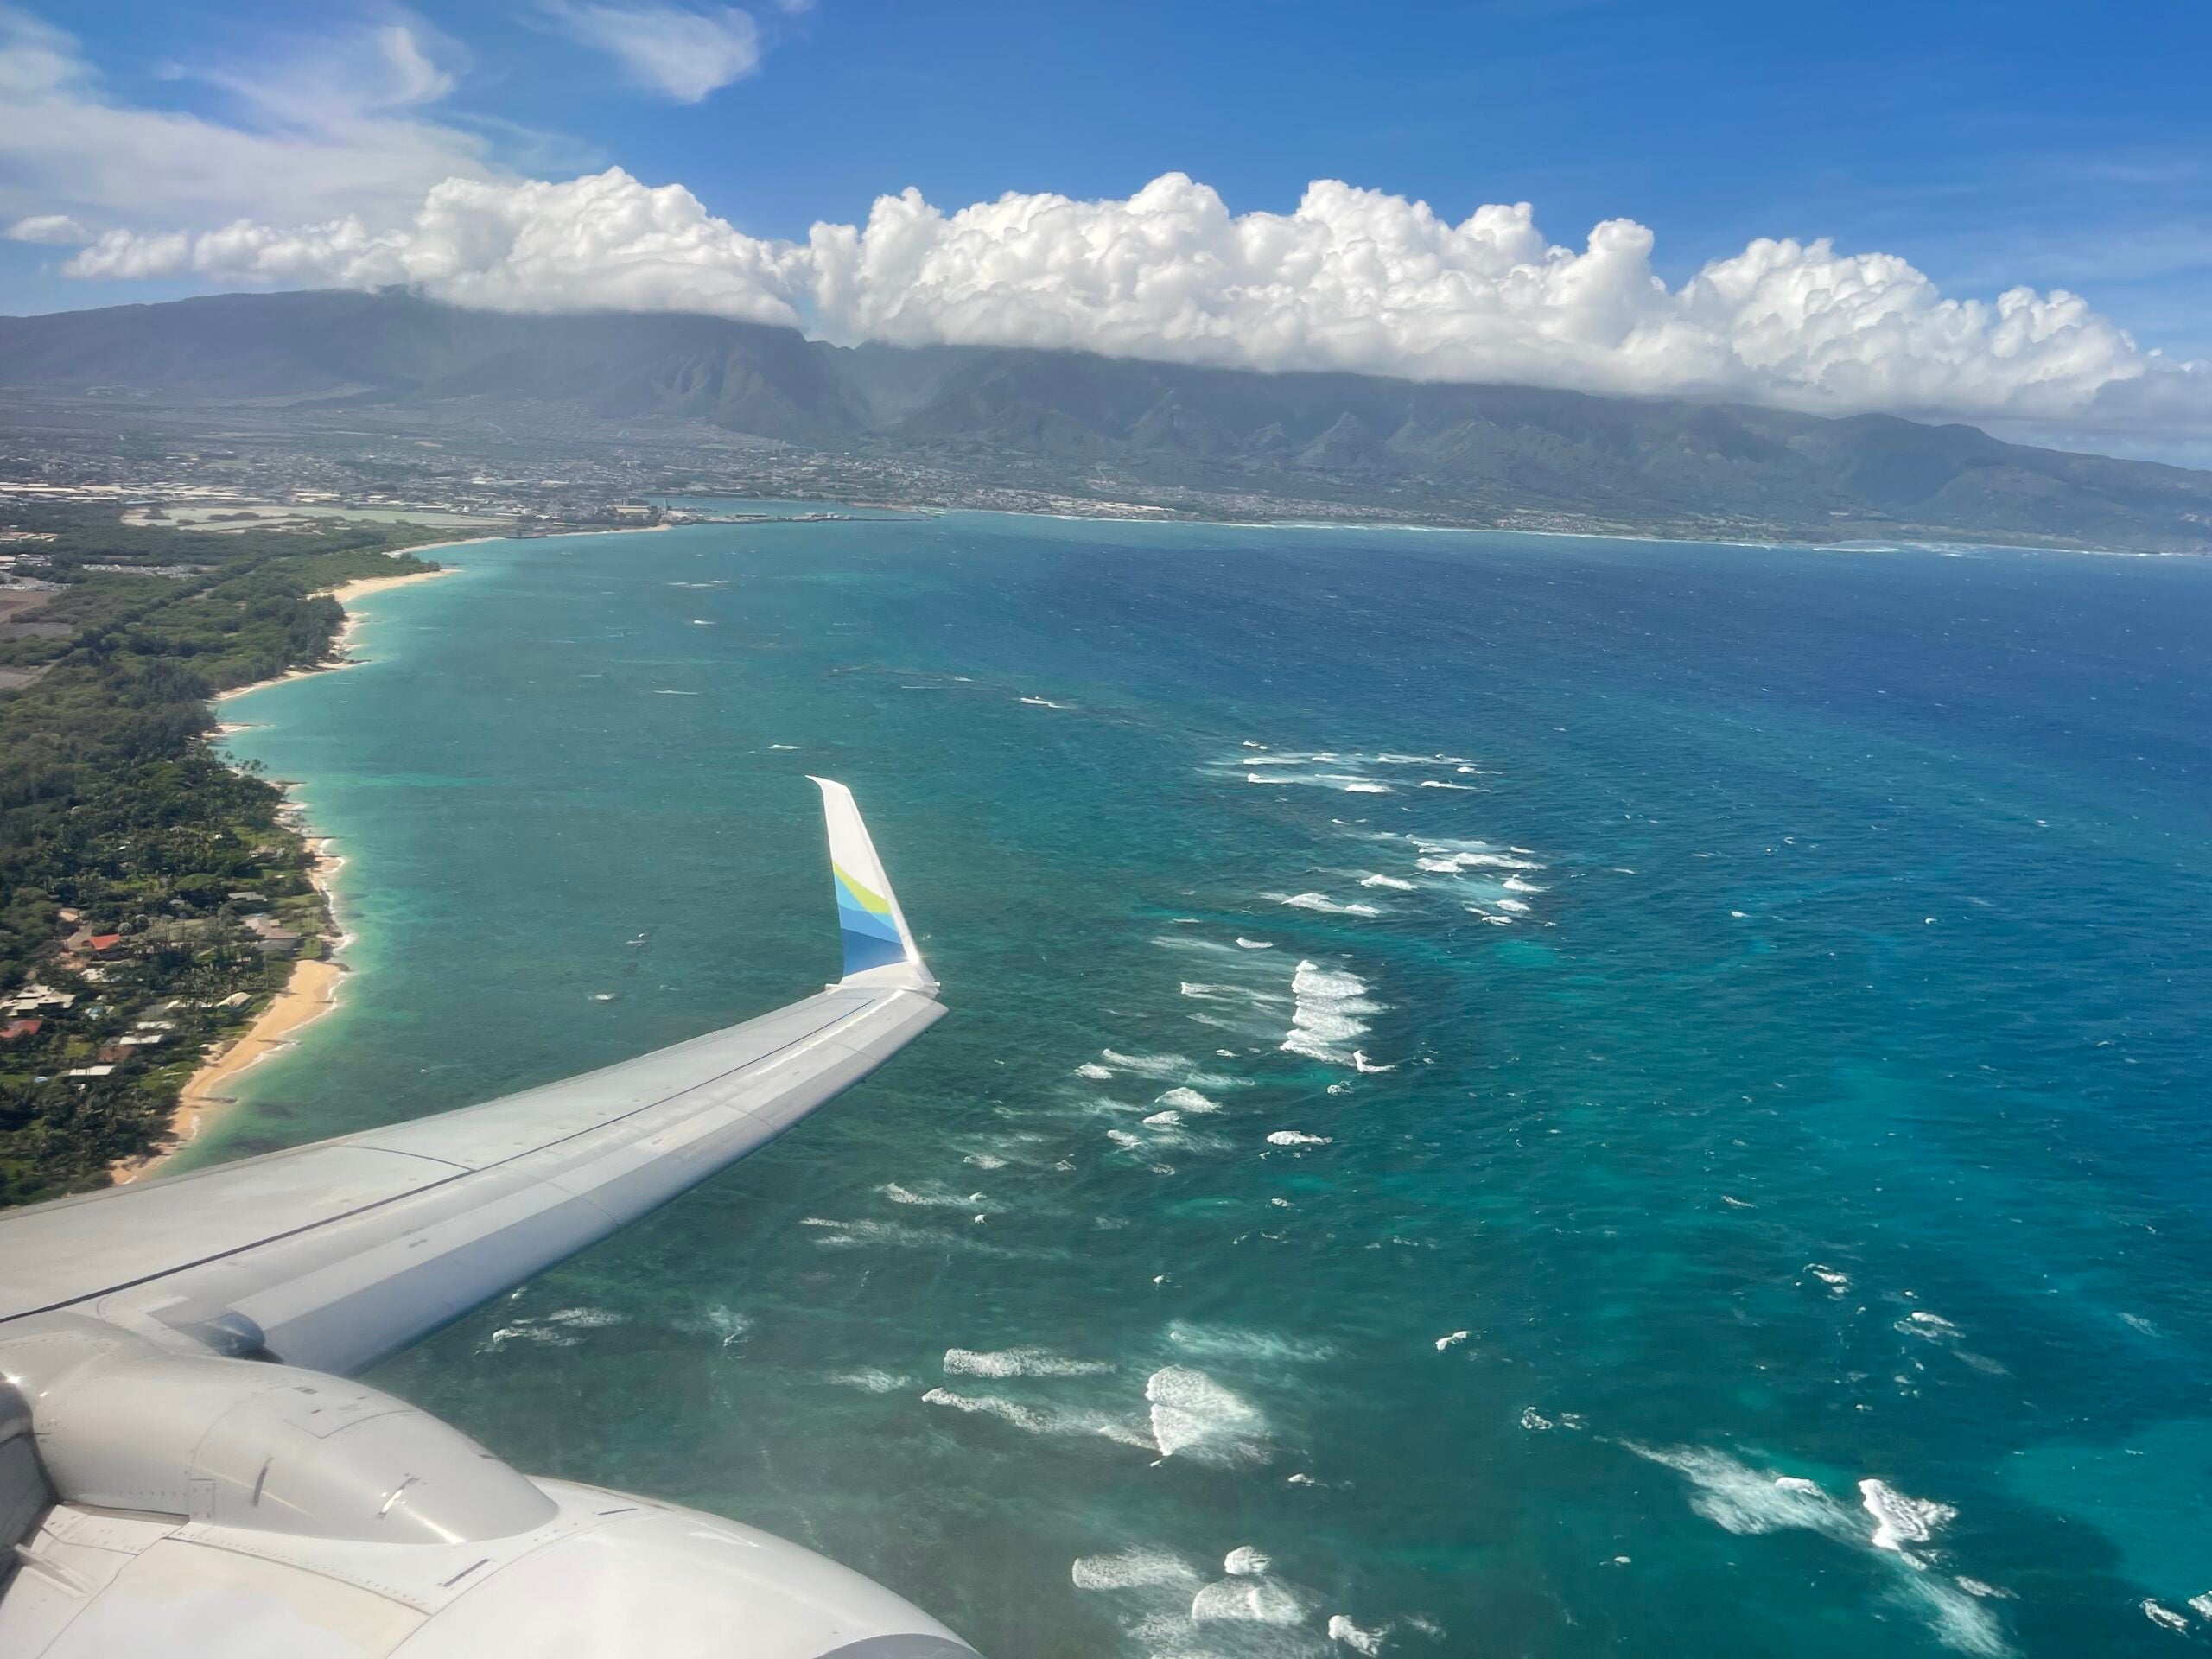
top-left (944, 1346), bottom-right (1114, 1378)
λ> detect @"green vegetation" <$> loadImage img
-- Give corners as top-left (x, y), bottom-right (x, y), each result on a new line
top-left (0, 506), bottom-right (442, 1204)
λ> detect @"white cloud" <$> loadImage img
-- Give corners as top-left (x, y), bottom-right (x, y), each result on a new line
top-left (0, 6), bottom-right (494, 232)
top-left (47, 166), bottom-right (2204, 436)
top-left (6, 212), bottom-right (86, 245)
top-left (537, 3), bottom-right (764, 103)
top-left (60, 171), bottom-right (807, 326)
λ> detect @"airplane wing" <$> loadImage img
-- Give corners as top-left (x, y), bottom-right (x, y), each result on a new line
top-left (0, 777), bottom-right (945, 1379)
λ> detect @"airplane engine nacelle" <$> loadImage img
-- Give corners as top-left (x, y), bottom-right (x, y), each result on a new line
top-left (16, 1321), bottom-right (555, 1544)
top-left (1, 1319), bottom-right (981, 1656)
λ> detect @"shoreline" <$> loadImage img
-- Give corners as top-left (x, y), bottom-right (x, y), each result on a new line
top-left (111, 957), bottom-right (346, 1185)
top-left (210, 565), bottom-right (461, 704)
top-left (119, 563), bottom-right (461, 1182)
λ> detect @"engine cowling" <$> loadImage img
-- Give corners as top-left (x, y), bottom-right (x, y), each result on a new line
top-left (17, 1319), bottom-right (553, 1544)
top-left (0, 1317), bottom-right (980, 1657)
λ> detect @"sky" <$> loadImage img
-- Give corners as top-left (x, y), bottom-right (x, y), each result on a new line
top-left (4, 0), bottom-right (2210, 462)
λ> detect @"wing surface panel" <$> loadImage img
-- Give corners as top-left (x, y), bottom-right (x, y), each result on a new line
top-left (0, 779), bottom-right (945, 1377)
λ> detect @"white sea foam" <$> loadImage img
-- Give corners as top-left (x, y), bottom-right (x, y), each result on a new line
top-left (1246, 771), bottom-right (1392, 794)
top-left (1358, 873), bottom-right (1417, 890)
top-left (1019, 696), bottom-right (1069, 709)
top-left (1156, 1085), bottom-right (1224, 1113)
top-left (1075, 1061), bottom-right (1115, 1079)
top-left (799, 1217), bottom-right (1039, 1259)
top-left (2191, 1593), bottom-right (2212, 1619)
top-left (829, 1368), bottom-right (913, 1393)
top-left (1273, 892), bottom-right (1385, 916)
top-left (1436, 1330), bottom-right (1470, 1351)
top-left (1418, 779), bottom-right (1475, 789)
top-left (690, 1306), bottom-right (751, 1348)
top-left (964, 1151), bottom-right (1007, 1170)
top-left (1166, 1321), bottom-right (1336, 1365)
top-left (1807, 1263), bottom-right (1853, 1293)
top-left (944, 1346), bottom-right (1113, 1378)
top-left (1897, 1311), bottom-right (1964, 1342)
top-left (1902, 1577), bottom-right (2012, 1656)
top-left (1191, 1577), bottom-right (1312, 1625)
top-left (1626, 1445), bottom-right (1857, 1539)
top-left (543, 1306), bottom-right (625, 1329)
top-left (1223, 1546), bottom-right (1272, 1577)
top-left (1268, 1129), bottom-right (1332, 1147)
top-left (1180, 980), bottom-right (1287, 1006)
top-left (1236, 937), bottom-right (1274, 949)
top-left (1282, 960), bottom-right (1382, 1066)
top-left (921, 1388), bottom-right (1154, 1449)
top-left (1330, 1614), bottom-right (1389, 1654)
top-left (1146, 1366), bottom-right (1270, 1465)
top-left (1634, 1446), bottom-right (2003, 1654)
top-left (1101, 1048), bottom-right (1195, 1078)
top-left (480, 1322), bottom-right (578, 1353)
top-left (883, 1180), bottom-right (986, 1208)
top-left (1151, 933), bottom-right (1242, 956)
top-left (1860, 1478), bottom-right (1956, 1554)
top-left (1071, 1549), bottom-right (1199, 1592)
top-left (1413, 842), bottom-right (1543, 871)
top-left (1143, 1109), bottom-right (1182, 1128)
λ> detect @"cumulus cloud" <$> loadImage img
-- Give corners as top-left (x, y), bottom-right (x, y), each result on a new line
top-left (48, 166), bottom-right (2203, 434)
top-left (537, 3), bottom-right (765, 102)
top-left (60, 171), bottom-right (808, 325)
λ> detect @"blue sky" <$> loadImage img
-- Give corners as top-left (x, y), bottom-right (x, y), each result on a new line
top-left (3, 1), bottom-right (2209, 454)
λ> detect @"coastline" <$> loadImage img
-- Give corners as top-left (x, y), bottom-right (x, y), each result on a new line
top-left (117, 563), bottom-right (461, 1182)
top-left (111, 958), bottom-right (346, 1184)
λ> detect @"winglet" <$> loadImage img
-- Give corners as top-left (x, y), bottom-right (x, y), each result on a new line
top-left (809, 777), bottom-right (938, 995)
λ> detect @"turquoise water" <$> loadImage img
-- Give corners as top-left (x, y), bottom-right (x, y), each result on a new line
top-left (206, 515), bottom-right (2212, 1657)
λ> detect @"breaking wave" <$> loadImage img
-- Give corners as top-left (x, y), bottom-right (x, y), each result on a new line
top-left (1146, 1366), bottom-right (1272, 1465)
top-left (1281, 960), bottom-right (1382, 1066)
top-left (1272, 892), bottom-right (1385, 917)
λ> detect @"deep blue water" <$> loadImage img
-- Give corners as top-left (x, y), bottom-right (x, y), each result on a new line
top-left (205, 514), bottom-right (2212, 1657)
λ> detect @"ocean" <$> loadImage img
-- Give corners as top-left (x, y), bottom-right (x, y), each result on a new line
top-left (201, 509), bottom-right (2212, 1657)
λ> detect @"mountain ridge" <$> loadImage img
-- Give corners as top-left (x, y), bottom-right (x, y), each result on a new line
top-left (3, 289), bottom-right (2208, 552)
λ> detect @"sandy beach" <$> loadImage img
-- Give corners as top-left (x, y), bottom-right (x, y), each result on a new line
top-left (119, 566), bottom-right (462, 1181)
top-left (127, 528), bottom-right (668, 1179)
top-left (327, 565), bottom-right (456, 655)
top-left (111, 957), bottom-right (348, 1185)
top-left (208, 563), bottom-right (459, 706)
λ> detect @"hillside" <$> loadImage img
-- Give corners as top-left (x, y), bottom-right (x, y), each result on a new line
top-left (5, 289), bottom-right (2209, 551)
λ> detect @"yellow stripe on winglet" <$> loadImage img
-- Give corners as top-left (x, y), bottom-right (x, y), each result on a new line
top-left (833, 861), bottom-right (893, 915)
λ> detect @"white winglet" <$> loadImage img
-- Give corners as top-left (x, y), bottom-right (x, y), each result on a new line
top-left (808, 777), bottom-right (937, 994)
